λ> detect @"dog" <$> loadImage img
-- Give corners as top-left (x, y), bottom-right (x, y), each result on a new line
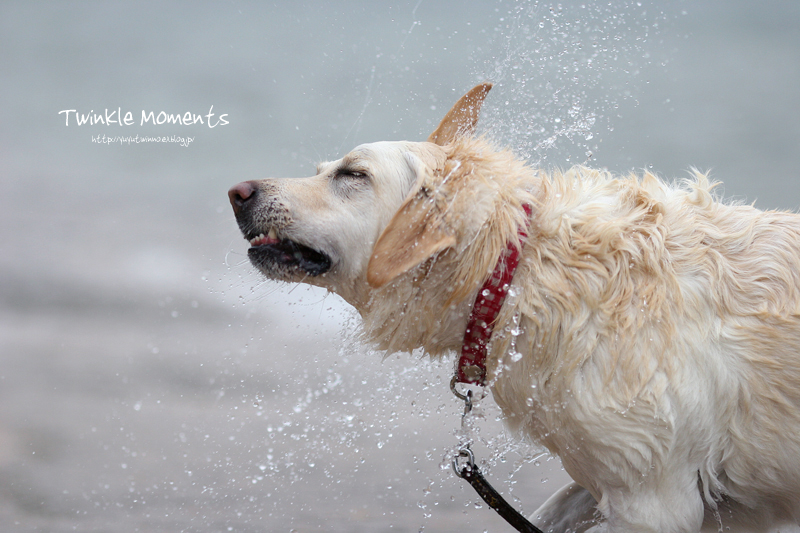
top-left (228, 84), bottom-right (800, 532)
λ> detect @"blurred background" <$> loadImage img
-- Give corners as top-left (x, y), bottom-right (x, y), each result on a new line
top-left (1, 1), bottom-right (799, 531)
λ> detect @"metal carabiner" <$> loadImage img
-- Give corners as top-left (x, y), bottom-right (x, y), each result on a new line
top-left (450, 376), bottom-right (473, 418)
top-left (449, 376), bottom-right (469, 402)
top-left (452, 447), bottom-right (476, 479)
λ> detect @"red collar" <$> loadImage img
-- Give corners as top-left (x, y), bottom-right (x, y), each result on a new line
top-left (456, 205), bottom-right (532, 385)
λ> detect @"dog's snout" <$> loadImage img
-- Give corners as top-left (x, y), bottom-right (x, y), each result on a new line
top-left (228, 181), bottom-right (258, 216)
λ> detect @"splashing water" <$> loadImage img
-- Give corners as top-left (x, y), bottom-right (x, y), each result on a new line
top-left (479, 1), bottom-right (670, 166)
top-left (218, 2), bottom-right (677, 529)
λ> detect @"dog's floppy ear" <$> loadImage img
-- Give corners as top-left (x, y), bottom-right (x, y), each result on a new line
top-left (427, 82), bottom-right (492, 146)
top-left (367, 153), bottom-right (455, 288)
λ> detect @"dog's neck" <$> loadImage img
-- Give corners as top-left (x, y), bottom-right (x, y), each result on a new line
top-left (354, 220), bottom-right (533, 359)
top-left (349, 138), bottom-right (541, 358)
top-left (354, 256), bottom-right (478, 357)
top-left (360, 298), bottom-right (476, 357)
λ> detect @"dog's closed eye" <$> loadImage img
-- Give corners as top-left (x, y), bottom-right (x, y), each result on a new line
top-left (334, 167), bottom-right (369, 180)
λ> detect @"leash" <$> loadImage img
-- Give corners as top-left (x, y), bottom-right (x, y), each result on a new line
top-left (451, 384), bottom-right (544, 533)
top-left (450, 204), bottom-right (546, 533)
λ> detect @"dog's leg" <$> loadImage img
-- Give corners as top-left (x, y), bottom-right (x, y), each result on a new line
top-left (530, 482), bottom-right (600, 533)
top-left (600, 470), bottom-right (705, 533)
top-left (531, 481), bottom-right (702, 533)
top-left (533, 482), bottom-right (800, 533)
top-left (530, 482), bottom-right (701, 533)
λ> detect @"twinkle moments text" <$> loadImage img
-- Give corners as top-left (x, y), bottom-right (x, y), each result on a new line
top-left (58, 106), bottom-right (229, 128)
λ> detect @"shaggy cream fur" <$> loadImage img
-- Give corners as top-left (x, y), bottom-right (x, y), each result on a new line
top-left (229, 84), bottom-right (800, 532)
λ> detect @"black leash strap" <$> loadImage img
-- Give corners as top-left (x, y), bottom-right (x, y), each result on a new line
top-left (450, 379), bottom-right (545, 533)
top-left (453, 448), bottom-right (544, 533)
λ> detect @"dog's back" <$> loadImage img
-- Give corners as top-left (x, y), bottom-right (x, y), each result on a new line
top-left (672, 183), bottom-right (800, 517)
top-left (489, 167), bottom-right (800, 529)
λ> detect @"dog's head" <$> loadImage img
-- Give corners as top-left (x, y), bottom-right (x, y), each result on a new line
top-left (229, 84), bottom-right (505, 307)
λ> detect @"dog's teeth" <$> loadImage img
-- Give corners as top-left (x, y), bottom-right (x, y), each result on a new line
top-left (268, 228), bottom-right (278, 240)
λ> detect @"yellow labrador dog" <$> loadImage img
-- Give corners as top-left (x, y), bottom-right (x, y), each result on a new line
top-left (229, 84), bottom-right (800, 532)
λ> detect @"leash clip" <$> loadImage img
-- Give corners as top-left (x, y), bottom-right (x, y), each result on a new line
top-left (449, 378), bottom-right (545, 533)
top-left (449, 376), bottom-right (473, 412)
top-left (452, 447), bottom-right (476, 479)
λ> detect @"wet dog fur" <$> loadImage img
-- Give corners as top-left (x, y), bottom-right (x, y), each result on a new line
top-left (229, 84), bottom-right (800, 532)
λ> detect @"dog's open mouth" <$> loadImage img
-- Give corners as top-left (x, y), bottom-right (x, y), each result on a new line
top-left (246, 231), bottom-right (332, 277)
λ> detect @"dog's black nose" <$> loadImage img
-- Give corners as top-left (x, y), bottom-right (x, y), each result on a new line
top-left (228, 181), bottom-right (258, 216)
